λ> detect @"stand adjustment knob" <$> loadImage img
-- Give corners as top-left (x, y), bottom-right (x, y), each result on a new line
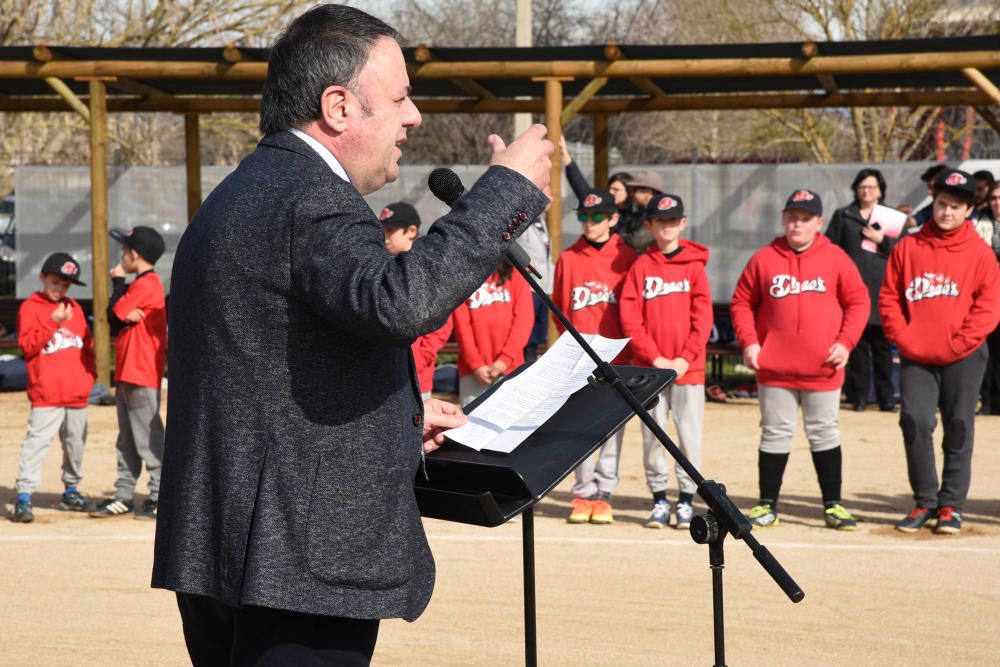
top-left (690, 512), bottom-right (720, 544)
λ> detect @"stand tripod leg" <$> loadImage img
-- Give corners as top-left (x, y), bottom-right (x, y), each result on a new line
top-left (522, 507), bottom-right (537, 667)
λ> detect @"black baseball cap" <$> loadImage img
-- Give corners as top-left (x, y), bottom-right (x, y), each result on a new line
top-left (920, 163), bottom-right (949, 183)
top-left (933, 168), bottom-right (977, 198)
top-left (379, 202), bottom-right (421, 229)
top-left (577, 189), bottom-right (617, 214)
top-left (782, 189), bottom-right (823, 217)
top-left (110, 226), bottom-right (166, 264)
top-left (41, 252), bottom-right (86, 286)
top-left (646, 193), bottom-right (685, 219)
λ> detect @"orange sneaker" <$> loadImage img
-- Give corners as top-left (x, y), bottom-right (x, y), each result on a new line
top-left (567, 498), bottom-right (593, 523)
top-left (589, 499), bottom-right (614, 525)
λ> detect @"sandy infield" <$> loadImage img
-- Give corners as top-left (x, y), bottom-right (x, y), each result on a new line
top-left (1, 390), bottom-right (998, 666)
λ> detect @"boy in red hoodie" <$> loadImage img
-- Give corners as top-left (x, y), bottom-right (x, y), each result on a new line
top-left (554, 188), bottom-right (637, 525)
top-left (381, 201), bottom-right (454, 399)
top-left (619, 193), bottom-right (712, 530)
top-left (879, 168), bottom-right (1000, 535)
top-left (731, 190), bottom-right (869, 530)
top-left (11, 253), bottom-right (96, 523)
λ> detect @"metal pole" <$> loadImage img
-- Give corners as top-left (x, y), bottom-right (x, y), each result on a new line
top-left (88, 79), bottom-right (111, 389)
top-left (522, 507), bottom-right (537, 667)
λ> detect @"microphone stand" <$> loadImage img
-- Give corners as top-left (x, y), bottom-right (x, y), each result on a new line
top-left (502, 250), bottom-right (804, 667)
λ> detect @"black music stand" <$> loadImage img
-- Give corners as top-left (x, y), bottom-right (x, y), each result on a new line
top-left (415, 365), bottom-right (675, 667)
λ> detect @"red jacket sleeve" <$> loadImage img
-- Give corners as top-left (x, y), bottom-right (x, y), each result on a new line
top-left (18, 303), bottom-right (59, 360)
top-left (496, 274), bottom-right (534, 367)
top-left (452, 302), bottom-right (486, 371)
top-left (952, 257), bottom-right (1000, 356)
top-left (618, 263), bottom-right (660, 365)
top-left (551, 257), bottom-right (566, 334)
top-left (730, 257), bottom-right (761, 349)
top-left (112, 277), bottom-right (156, 319)
top-left (878, 245), bottom-right (908, 344)
top-left (834, 256), bottom-right (870, 350)
top-left (680, 265), bottom-right (714, 363)
top-left (412, 316), bottom-right (453, 368)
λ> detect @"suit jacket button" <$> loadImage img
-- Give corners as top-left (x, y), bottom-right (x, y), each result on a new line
top-left (502, 231), bottom-right (512, 241)
top-left (413, 414), bottom-right (423, 427)
top-left (518, 211), bottom-right (528, 222)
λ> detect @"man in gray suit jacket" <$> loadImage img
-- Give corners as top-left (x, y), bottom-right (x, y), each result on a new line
top-left (151, 5), bottom-right (552, 665)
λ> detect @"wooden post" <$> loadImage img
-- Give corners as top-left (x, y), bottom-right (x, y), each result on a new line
top-left (184, 113), bottom-right (202, 222)
top-left (88, 79), bottom-right (111, 388)
top-left (593, 113), bottom-right (609, 187)
top-left (544, 77), bottom-right (563, 348)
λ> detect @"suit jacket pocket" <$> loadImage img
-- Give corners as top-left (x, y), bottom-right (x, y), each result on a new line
top-left (305, 455), bottom-right (418, 590)
top-left (758, 331), bottom-right (836, 380)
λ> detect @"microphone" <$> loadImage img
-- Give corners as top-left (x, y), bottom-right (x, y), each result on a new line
top-left (427, 168), bottom-right (542, 279)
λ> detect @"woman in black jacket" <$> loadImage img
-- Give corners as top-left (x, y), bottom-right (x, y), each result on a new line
top-left (825, 168), bottom-right (899, 412)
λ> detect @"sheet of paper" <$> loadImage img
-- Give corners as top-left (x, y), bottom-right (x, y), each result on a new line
top-left (443, 331), bottom-right (629, 453)
top-left (861, 204), bottom-right (907, 252)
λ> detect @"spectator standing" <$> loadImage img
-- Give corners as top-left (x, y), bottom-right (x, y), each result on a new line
top-left (971, 170), bottom-right (995, 224)
top-left (978, 180), bottom-right (1000, 415)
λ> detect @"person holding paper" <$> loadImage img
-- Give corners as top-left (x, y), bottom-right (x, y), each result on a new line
top-left (825, 168), bottom-right (900, 412)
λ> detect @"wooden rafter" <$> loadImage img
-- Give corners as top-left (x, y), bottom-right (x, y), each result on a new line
top-left (561, 77), bottom-right (607, 125)
top-left (629, 77), bottom-right (668, 99)
top-left (974, 106), bottom-right (1000, 135)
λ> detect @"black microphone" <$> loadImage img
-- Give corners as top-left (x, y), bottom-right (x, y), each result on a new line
top-left (427, 168), bottom-right (542, 279)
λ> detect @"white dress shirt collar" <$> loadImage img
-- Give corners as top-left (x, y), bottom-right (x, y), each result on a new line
top-left (288, 128), bottom-right (351, 184)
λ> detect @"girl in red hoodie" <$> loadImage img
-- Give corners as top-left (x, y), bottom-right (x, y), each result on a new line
top-left (619, 193), bottom-right (712, 530)
top-left (553, 188), bottom-right (637, 525)
top-left (11, 253), bottom-right (96, 523)
top-left (879, 169), bottom-right (1000, 535)
top-left (731, 190), bottom-right (869, 531)
top-left (453, 262), bottom-right (534, 406)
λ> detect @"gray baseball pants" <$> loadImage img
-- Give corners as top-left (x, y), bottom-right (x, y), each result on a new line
top-left (114, 382), bottom-right (165, 501)
top-left (572, 427), bottom-right (626, 498)
top-left (758, 384), bottom-right (841, 454)
top-left (642, 384), bottom-right (704, 496)
top-left (14, 407), bottom-right (88, 495)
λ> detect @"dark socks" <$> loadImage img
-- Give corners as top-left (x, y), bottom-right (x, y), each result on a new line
top-left (758, 451), bottom-right (790, 509)
top-left (652, 490), bottom-right (667, 504)
top-left (811, 446), bottom-right (843, 507)
top-left (678, 492), bottom-right (694, 506)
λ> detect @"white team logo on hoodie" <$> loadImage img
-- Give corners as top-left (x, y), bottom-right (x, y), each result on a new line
top-left (905, 272), bottom-right (959, 302)
top-left (43, 327), bottom-right (84, 355)
top-left (769, 275), bottom-right (827, 298)
top-left (468, 282), bottom-right (512, 310)
top-left (643, 276), bottom-right (691, 300)
top-left (571, 281), bottom-right (616, 310)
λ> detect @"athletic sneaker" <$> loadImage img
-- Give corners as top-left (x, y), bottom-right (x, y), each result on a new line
top-left (589, 499), bottom-right (614, 525)
top-left (895, 506), bottom-right (933, 533)
top-left (567, 498), bottom-right (592, 524)
top-left (11, 498), bottom-right (34, 523)
top-left (135, 499), bottom-right (158, 521)
top-left (674, 501), bottom-right (694, 530)
top-left (747, 503), bottom-right (779, 528)
top-left (645, 500), bottom-right (670, 529)
top-left (59, 489), bottom-right (95, 513)
top-left (89, 497), bottom-right (134, 518)
top-left (823, 503), bottom-right (857, 531)
top-left (933, 506), bottom-right (961, 535)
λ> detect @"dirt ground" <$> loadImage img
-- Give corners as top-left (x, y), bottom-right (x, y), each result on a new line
top-left (1, 389), bottom-right (998, 667)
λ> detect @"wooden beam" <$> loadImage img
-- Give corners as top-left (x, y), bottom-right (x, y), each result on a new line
top-left (33, 45), bottom-right (61, 62)
top-left (962, 67), bottom-right (1000, 107)
top-left (800, 40), bottom-right (838, 94)
top-left (561, 77), bottom-right (607, 125)
top-left (43, 77), bottom-right (90, 121)
top-left (630, 77), bottom-right (668, 99)
top-left (35, 46), bottom-right (176, 104)
top-left (452, 78), bottom-right (496, 100)
top-left (544, 77), bottom-right (563, 347)
top-left (103, 77), bottom-right (175, 103)
top-left (184, 114), bottom-right (202, 222)
top-left (88, 79), bottom-right (111, 389)
top-left (604, 41), bottom-right (622, 61)
top-left (974, 106), bottom-right (1000, 135)
top-left (593, 113), bottom-right (608, 187)
top-left (0, 60), bottom-right (266, 79)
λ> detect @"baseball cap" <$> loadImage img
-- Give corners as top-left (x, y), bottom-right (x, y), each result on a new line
top-left (41, 252), bottom-right (86, 286)
top-left (782, 189), bottom-right (823, 217)
top-left (379, 202), bottom-right (421, 229)
top-left (627, 170), bottom-right (663, 193)
top-left (577, 189), bottom-right (617, 214)
top-left (646, 193), bottom-right (685, 219)
top-left (920, 163), bottom-right (949, 184)
top-left (932, 168), bottom-right (977, 198)
top-left (110, 226), bottom-right (166, 264)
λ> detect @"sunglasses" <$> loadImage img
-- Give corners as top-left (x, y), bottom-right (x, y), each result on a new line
top-left (577, 212), bottom-right (609, 223)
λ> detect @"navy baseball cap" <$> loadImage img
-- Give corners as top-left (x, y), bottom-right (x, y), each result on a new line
top-left (41, 252), bottom-right (86, 286)
top-left (646, 193), bottom-right (685, 219)
top-left (379, 202), bottom-right (421, 229)
top-left (933, 168), bottom-right (977, 198)
top-left (111, 226), bottom-right (166, 264)
top-left (782, 189), bottom-right (823, 216)
top-left (577, 189), bottom-right (617, 214)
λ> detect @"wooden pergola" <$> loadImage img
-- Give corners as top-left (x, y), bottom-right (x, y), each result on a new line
top-left (1, 34), bottom-right (999, 385)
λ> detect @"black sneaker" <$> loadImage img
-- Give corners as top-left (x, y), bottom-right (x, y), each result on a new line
top-left (59, 489), bottom-right (96, 513)
top-left (933, 506), bottom-right (962, 534)
top-left (896, 506), bottom-right (933, 533)
top-left (135, 499), bottom-right (158, 521)
top-left (10, 498), bottom-right (34, 523)
top-left (88, 497), bottom-right (134, 518)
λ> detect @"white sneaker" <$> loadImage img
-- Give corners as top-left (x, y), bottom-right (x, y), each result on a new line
top-left (645, 500), bottom-right (670, 529)
top-left (674, 502), bottom-right (694, 530)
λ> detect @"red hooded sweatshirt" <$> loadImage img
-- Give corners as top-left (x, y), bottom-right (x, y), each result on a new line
top-left (112, 271), bottom-right (167, 389)
top-left (730, 234), bottom-right (869, 391)
top-left (879, 220), bottom-right (1000, 366)
top-left (412, 316), bottom-right (453, 394)
top-left (619, 240), bottom-right (713, 385)
top-left (453, 269), bottom-right (534, 377)
top-left (18, 292), bottom-right (96, 408)
top-left (552, 234), bottom-right (637, 364)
